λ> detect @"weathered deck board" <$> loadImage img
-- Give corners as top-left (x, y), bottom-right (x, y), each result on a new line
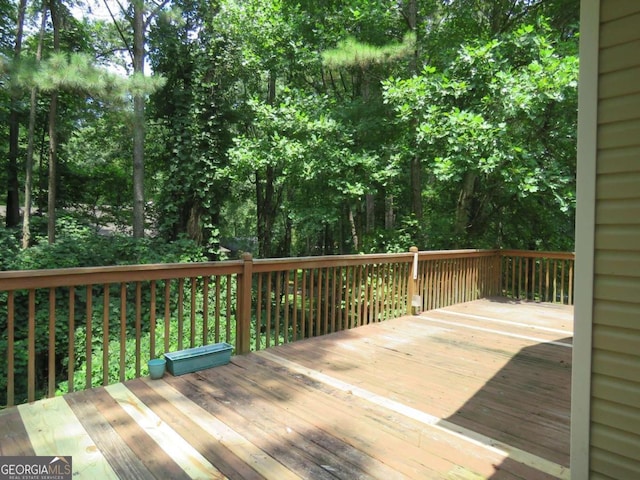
top-left (261, 298), bottom-right (572, 473)
top-left (0, 408), bottom-right (35, 456)
top-left (0, 298), bottom-right (572, 479)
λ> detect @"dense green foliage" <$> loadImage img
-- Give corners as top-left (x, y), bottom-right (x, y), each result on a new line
top-left (0, 0), bottom-right (579, 260)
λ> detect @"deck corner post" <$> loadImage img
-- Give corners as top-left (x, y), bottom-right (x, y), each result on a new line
top-left (407, 246), bottom-right (419, 315)
top-left (237, 253), bottom-right (253, 355)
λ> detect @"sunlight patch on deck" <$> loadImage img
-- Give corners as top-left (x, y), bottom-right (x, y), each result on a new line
top-left (258, 350), bottom-right (570, 480)
top-left (18, 396), bottom-right (117, 478)
top-left (105, 383), bottom-right (225, 479)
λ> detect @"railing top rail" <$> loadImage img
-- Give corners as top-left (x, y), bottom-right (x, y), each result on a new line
top-left (417, 249), bottom-right (498, 259)
top-left (252, 249), bottom-right (500, 273)
top-left (0, 261), bottom-right (244, 291)
top-left (498, 249), bottom-right (575, 260)
top-left (251, 252), bottom-right (415, 273)
top-left (0, 248), bottom-right (575, 292)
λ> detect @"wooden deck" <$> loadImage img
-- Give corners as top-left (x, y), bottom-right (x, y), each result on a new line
top-left (0, 298), bottom-right (573, 479)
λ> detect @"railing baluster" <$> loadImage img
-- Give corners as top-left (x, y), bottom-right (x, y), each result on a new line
top-left (553, 261), bottom-right (558, 303)
top-left (284, 271), bottom-right (291, 343)
top-left (27, 289), bottom-right (36, 402)
top-left (8, 291), bottom-right (14, 406)
top-left (256, 273), bottom-right (263, 350)
top-left (569, 261), bottom-right (574, 305)
top-left (330, 267), bottom-right (337, 330)
top-left (225, 274), bottom-right (232, 344)
top-left (202, 277), bottom-right (208, 346)
top-left (301, 270), bottom-right (307, 339)
top-left (215, 276), bottom-right (221, 344)
top-left (545, 260), bottom-right (550, 303)
top-left (164, 280), bottom-right (171, 353)
top-left (85, 285), bottom-right (93, 391)
top-left (177, 278), bottom-right (184, 351)
top-left (292, 270), bottom-right (299, 340)
top-left (275, 271), bottom-right (281, 346)
top-left (150, 280), bottom-right (157, 356)
top-left (119, 283), bottom-right (126, 383)
top-left (266, 272), bottom-right (272, 348)
top-left (135, 282), bottom-right (142, 377)
top-left (102, 284), bottom-right (109, 387)
top-left (323, 267), bottom-right (330, 332)
top-left (68, 287), bottom-right (75, 393)
top-left (560, 261), bottom-right (566, 305)
top-left (190, 277), bottom-right (197, 348)
top-left (48, 288), bottom-right (56, 397)
top-left (316, 268), bottom-right (323, 335)
top-left (307, 270), bottom-right (314, 336)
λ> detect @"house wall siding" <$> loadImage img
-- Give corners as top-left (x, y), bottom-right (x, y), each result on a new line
top-left (592, 1), bottom-right (640, 477)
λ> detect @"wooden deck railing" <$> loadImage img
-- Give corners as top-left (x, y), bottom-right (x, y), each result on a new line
top-left (0, 248), bottom-right (573, 407)
top-left (499, 250), bottom-right (575, 305)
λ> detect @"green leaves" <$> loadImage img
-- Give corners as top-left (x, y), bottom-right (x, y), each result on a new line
top-left (383, 21), bottom-right (578, 249)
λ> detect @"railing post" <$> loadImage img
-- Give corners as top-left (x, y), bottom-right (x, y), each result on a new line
top-left (237, 253), bottom-right (253, 354)
top-left (407, 246), bottom-right (420, 315)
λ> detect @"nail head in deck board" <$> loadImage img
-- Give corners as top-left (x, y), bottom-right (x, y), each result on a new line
top-left (88, 386), bottom-right (191, 480)
top-left (0, 408), bottom-right (36, 456)
top-left (17, 396), bottom-right (117, 478)
top-left (129, 378), bottom-right (272, 480)
top-left (65, 390), bottom-right (155, 480)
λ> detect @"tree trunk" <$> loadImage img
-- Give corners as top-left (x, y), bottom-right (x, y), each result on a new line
top-left (256, 71), bottom-right (278, 258)
top-left (47, 0), bottom-right (61, 244)
top-left (22, 5), bottom-right (48, 248)
top-left (6, 0), bottom-right (27, 228)
top-left (365, 193), bottom-right (375, 233)
top-left (406, 0), bottom-right (423, 220)
top-left (454, 171), bottom-right (477, 238)
top-left (132, 0), bottom-right (145, 238)
top-left (385, 194), bottom-right (394, 230)
top-left (47, 91), bottom-right (58, 244)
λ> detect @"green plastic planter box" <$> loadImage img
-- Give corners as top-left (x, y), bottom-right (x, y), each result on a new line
top-left (164, 342), bottom-right (233, 376)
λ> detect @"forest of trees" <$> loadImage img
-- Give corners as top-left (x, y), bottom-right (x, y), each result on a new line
top-left (0, 0), bottom-right (580, 269)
